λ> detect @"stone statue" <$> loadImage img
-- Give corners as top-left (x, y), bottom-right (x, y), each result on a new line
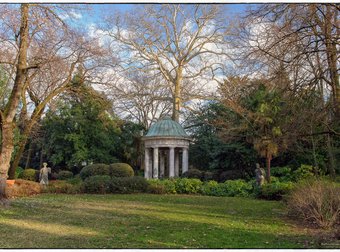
top-left (255, 163), bottom-right (265, 187)
top-left (39, 162), bottom-right (51, 186)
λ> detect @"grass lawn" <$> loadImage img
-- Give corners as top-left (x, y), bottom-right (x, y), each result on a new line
top-left (0, 193), bottom-right (322, 248)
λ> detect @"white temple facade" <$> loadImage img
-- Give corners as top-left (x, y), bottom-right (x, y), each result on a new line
top-left (142, 117), bottom-right (191, 179)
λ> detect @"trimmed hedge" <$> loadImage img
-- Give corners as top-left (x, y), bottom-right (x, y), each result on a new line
top-left (174, 178), bottom-right (203, 194)
top-left (57, 170), bottom-right (74, 180)
top-left (110, 163), bottom-right (134, 177)
top-left (79, 164), bottom-right (110, 180)
top-left (111, 177), bottom-right (148, 193)
top-left (79, 163), bottom-right (135, 180)
top-left (19, 168), bottom-right (38, 182)
top-left (82, 176), bottom-right (148, 194)
top-left (84, 175), bottom-right (111, 194)
top-left (45, 180), bottom-right (83, 194)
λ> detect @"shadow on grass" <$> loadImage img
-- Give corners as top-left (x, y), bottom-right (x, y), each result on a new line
top-left (0, 194), bottom-right (316, 248)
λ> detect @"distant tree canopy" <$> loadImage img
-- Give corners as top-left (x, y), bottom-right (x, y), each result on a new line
top-left (41, 85), bottom-right (121, 169)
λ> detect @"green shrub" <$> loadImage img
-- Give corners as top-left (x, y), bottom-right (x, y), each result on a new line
top-left (162, 179), bottom-right (177, 194)
top-left (201, 180), bottom-right (228, 196)
top-left (258, 181), bottom-right (294, 200)
top-left (181, 169), bottom-right (202, 179)
top-left (66, 175), bottom-right (82, 185)
top-left (292, 164), bottom-right (316, 182)
top-left (147, 180), bottom-right (166, 194)
top-left (109, 163), bottom-right (134, 177)
top-left (174, 178), bottom-right (203, 194)
top-left (287, 178), bottom-right (340, 228)
top-left (84, 175), bottom-right (111, 194)
top-left (19, 168), bottom-right (38, 181)
top-left (79, 163), bottom-right (110, 180)
top-left (223, 179), bottom-right (253, 197)
top-left (15, 167), bottom-right (24, 179)
top-left (271, 166), bottom-right (292, 177)
top-left (111, 177), bottom-right (148, 193)
top-left (202, 171), bottom-right (214, 181)
top-left (57, 170), bottom-right (74, 180)
top-left (45, 180), bottom-right (83, 194)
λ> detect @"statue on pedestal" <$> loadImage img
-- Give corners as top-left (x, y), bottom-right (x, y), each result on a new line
top-left (39, 162), bottom-right (51, 186)
top-left (255, 163), bottom-right (265, 187)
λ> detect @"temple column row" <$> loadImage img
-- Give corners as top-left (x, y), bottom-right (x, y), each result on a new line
top-left (144, 147), bottom-right (189, 179)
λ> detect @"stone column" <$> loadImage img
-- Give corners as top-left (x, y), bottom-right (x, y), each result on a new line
top-left (175, 150), bottom-right (179, 177)
top-left (160, 151), bottom-right (165, 178)
top-left (182, 147), bottom-right (189, 174)
top-left (169, 147), bottom-right (175, 178)
top-left (144, 148), bottom-right (150, 179)
top-left (153, 147), bottom-right (159, 179)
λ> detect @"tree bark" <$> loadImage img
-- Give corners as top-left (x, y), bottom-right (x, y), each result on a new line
top-left (8, 109), bottom-right (44, 179)
top-left (172, 67), bottom-right (182, 122)
top-left (326, 133), bottom-right (336, 177)
top-left (25, 141), bottom-right (33, 169)
top-left (266, 152), bottom-right (272, 183)
top-left (0, 4), bottom-right (29, 198)
top-left (324, 5), bottom-right (340, 119)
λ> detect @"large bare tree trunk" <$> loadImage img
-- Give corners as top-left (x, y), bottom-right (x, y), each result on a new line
top-left (0, 4), bottom-right (29, 198)
top-left (8, 109), bottom-right (44, 179)
top-left (266, 152), bottom-right (272, 183)
top-left (324, 5), bottom-right (340, 119)
top-left (172, 67), bottom-right (182, 122)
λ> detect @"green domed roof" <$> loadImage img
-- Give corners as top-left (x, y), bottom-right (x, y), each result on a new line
top-left (145, 116), bottom-right (189, 138)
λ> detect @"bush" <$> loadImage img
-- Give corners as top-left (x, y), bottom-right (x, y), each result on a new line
top-left (181, 168), bottom-right (202, 179)
top-left (223, 179), bottom-right (253, 197)
top-left (66, 175), bottom-right (82, 185)
top-left (15, 167), bottom-right (24, 179)
top-left (19, 168), bottom-right (38, 181)
top-left (271, 166), bottom-right (293, 182)
top-left (293, 164), bottom-right (316, 182)
top-left (202, 171), bottom-right (214, 181)
top-left (219, 170), bottom-right (242, 182)
top-left (79, 163), bottom-right (110, 180)
top-left (109, 163), bottom-right (134, 177)
top-left (57, 170), bottom-right (74, 180)
top-left (174, 178), bottom-right (203, 194)
top-left (147, 180), bottom-right (166, 194)
top-left (5, 179), bottom-right (41, 198)
top-left (287, 178), bottom-right (340, 229)
top-left (201, 180), bottom-right (228, 196)
top-left (84, 175), bottom-right (111, 194)
top-left (111, 177), bottom-right (148, 193)
top-left (271, 166), bottom-right (292, 177)
top-left (162, 179), bottom-right (177, 194)
top-left (258, 181), bottom-right (294, 200)
top-left (45, 180), bottom-right (83, 194)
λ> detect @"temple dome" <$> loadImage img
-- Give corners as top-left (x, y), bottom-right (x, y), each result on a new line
top-left (145, 116), bottom-right (189, 138)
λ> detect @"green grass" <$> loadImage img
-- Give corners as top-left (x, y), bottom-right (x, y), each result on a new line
top-left (0, 193), bottom-right (318, 248)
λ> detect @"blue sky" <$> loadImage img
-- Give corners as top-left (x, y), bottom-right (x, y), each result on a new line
top-left (81, 3), bottom-right (250, 25)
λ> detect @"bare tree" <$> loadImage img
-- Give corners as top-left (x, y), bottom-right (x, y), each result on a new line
top-left (109, 70), bottom-right (172, 128)
top-left (103, 4), bottom-right (229, 122)
top-left (232, 4), bottom-right (339, 117)
top-left (0, 4), bottom-right (29, 197)
top-left (0, 3), bottom-right (102, 197)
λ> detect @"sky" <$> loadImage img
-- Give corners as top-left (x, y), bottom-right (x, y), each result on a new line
top-left (77, 3), bottom-right (251, 26)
